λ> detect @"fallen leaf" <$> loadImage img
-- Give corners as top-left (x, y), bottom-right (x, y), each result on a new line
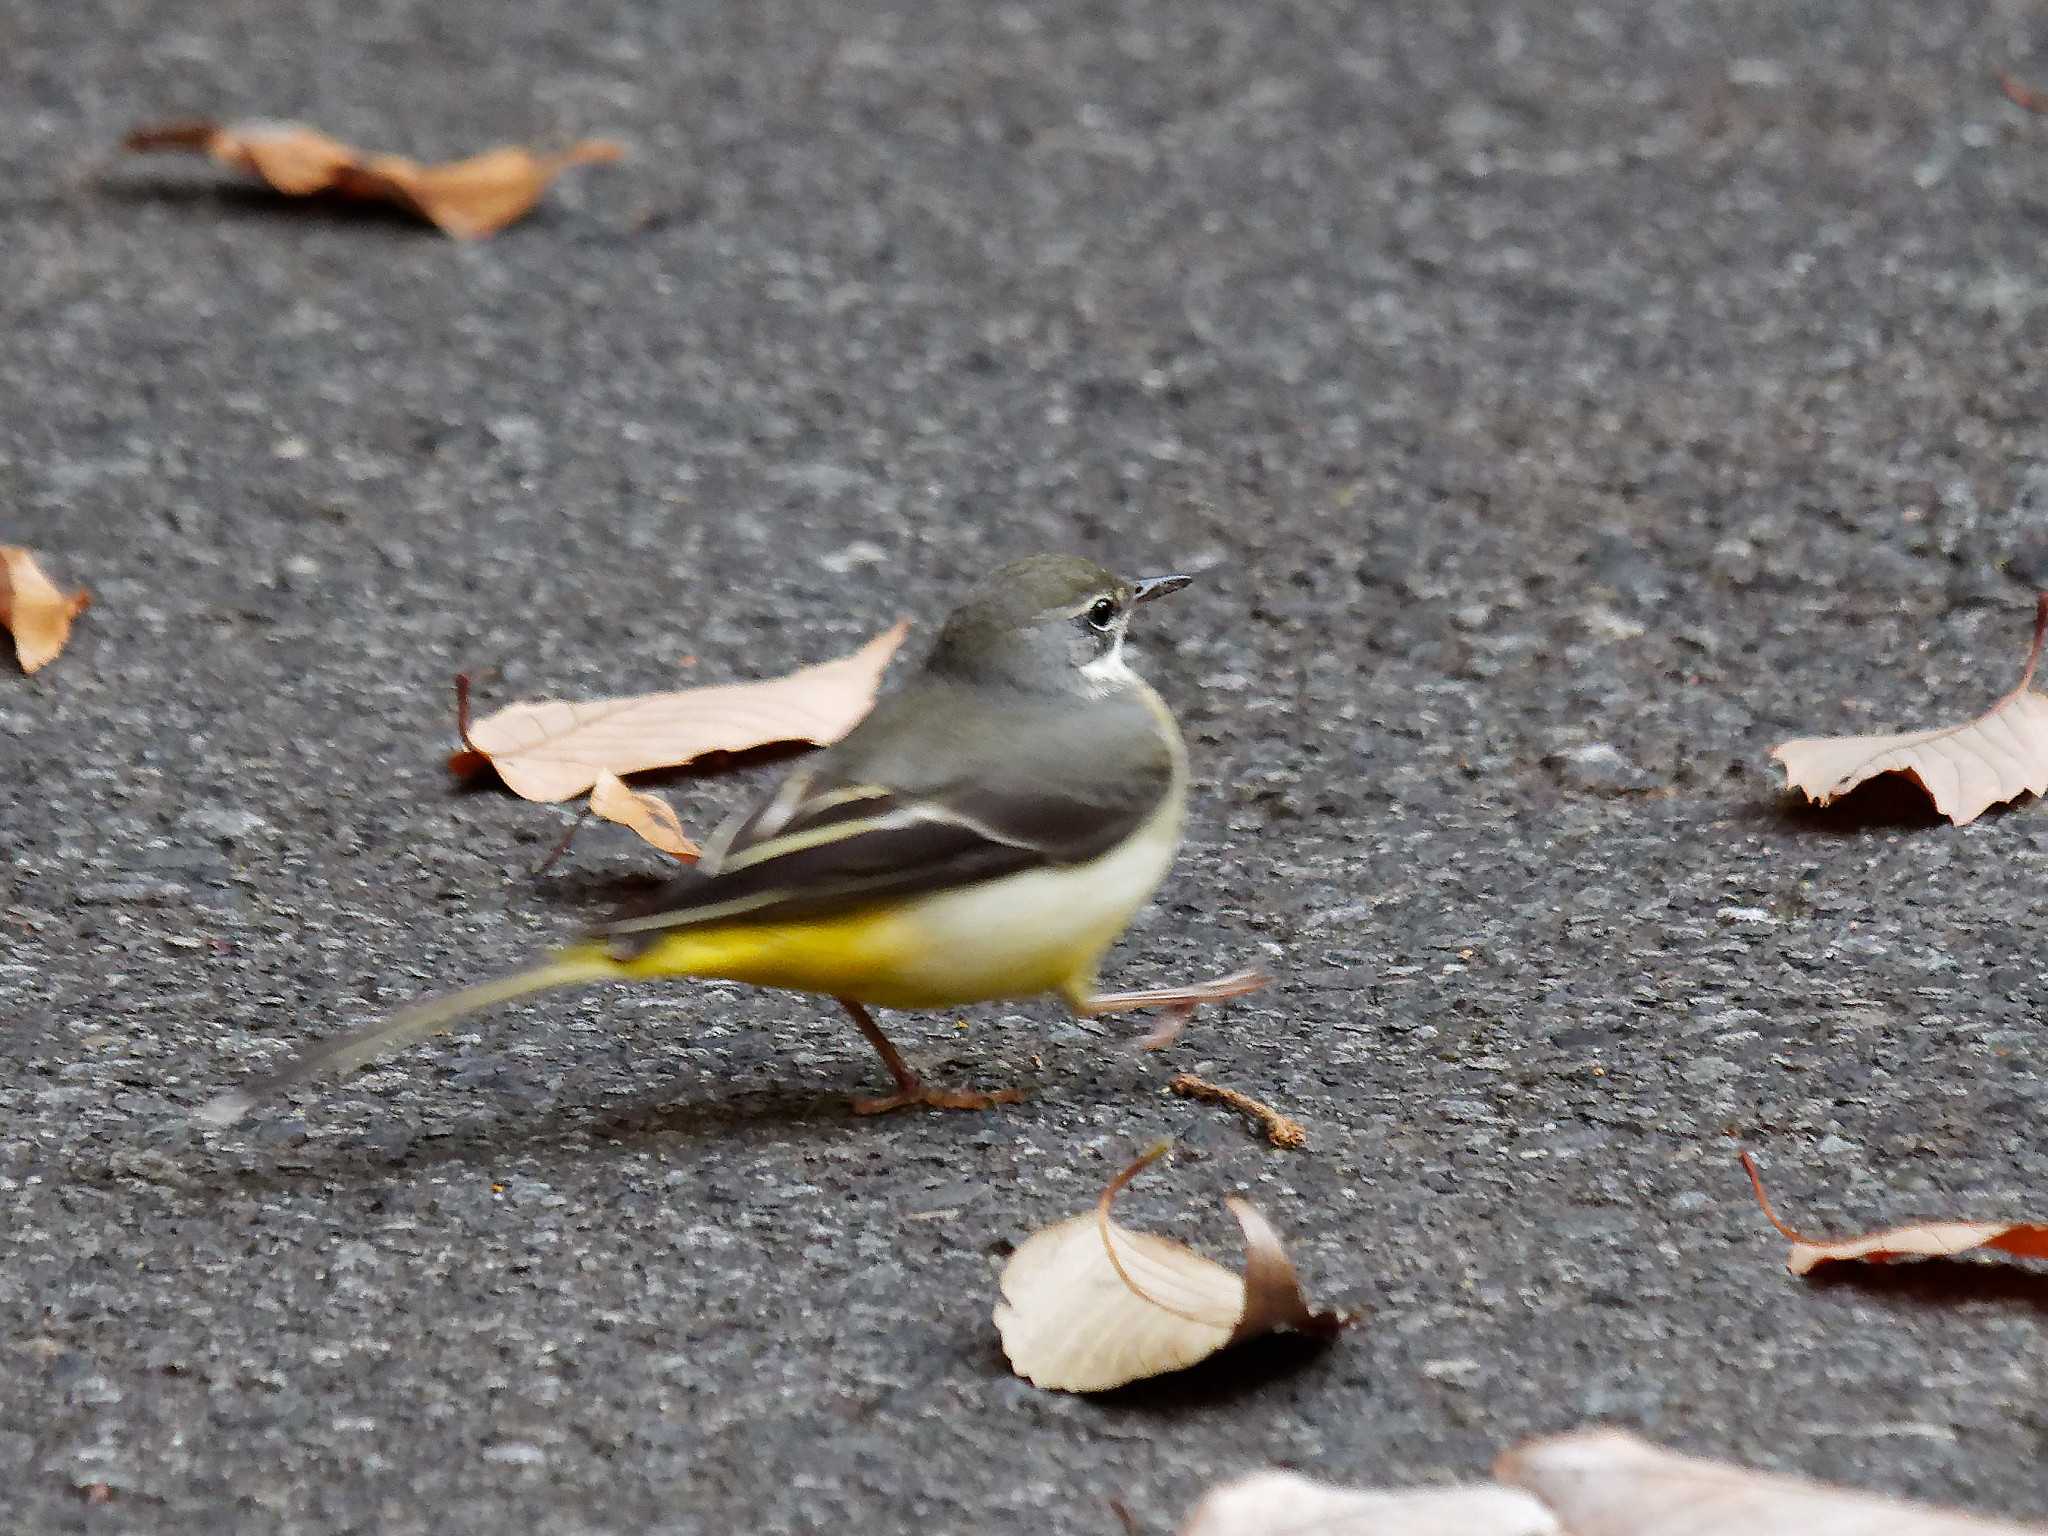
top-left (123, 118), bottom-right (622, 238)
top-left (1180, 1471), bottom-right (1558, 1536)
top-left (1770, 593), bottom-right (2048, 825)
top-left (1999, 71), bottom-right (2048, 114)
top-left (451, 620), bottom-right (910, 801)
top-left (1741, 1151), bottom-right (2048, 1275)
top-left (993, 1144), bottom-right (1345, 1393)
top-left (588, 771), bottom-right (700, 861)
top-left (1496, 1427), bottom-right (2044, 1535)
top-left (0, 547), bottom-right (90, 674)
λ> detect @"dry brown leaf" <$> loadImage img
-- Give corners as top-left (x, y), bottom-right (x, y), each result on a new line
top-left (124, 118), bottom-right (622, 238)
top-left (1741, 1151), bottom-right (2048, 1276)
top-left (1771, 593), bottom-right (2048, 826)
top-left (1497, 1427), bottom-right (2045, 1535)
top-left (993, 1144), bottom-right (1345, 1393)
top-left (451, 620), bottom-right (911, 802)
top-left (588, 771), bottom-right (700, 861)
top-left (0, 547), bottom-right (90, 674)
top-left (1179, 1471), bottom-right (1557, 1536)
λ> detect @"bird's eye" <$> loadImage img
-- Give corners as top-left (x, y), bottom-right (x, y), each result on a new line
top-left (1086, 597), bottom-right (1119, 630)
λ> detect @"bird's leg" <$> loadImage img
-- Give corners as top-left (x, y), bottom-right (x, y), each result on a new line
top-left (1072, 966), bottom-right (1272, 1050)
top-left (837, 998), bottom-right (1024, 1115)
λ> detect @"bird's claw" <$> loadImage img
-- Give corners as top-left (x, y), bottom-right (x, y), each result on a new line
top-left (851, 1081), bottom-right (1026, 1115)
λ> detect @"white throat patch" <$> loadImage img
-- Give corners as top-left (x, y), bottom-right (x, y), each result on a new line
top-left (1079, 629), bottom-right (1137, 694)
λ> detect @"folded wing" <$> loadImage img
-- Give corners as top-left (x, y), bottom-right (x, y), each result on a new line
top-left (595, 683), bottom-right (1173, 955)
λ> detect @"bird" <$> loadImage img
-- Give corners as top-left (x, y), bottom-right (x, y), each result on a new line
top-left (196, 553), bottom-right (1268, 1126)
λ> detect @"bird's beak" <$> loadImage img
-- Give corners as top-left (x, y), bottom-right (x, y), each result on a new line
top-left (1129, 573), bottom-right (1193, 605)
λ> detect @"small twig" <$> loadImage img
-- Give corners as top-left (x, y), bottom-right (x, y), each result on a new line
top-left (1738, 1148), bottom-right (1830, 1244)
top-left (448, 671), bottom-right (495, 779)
top-left (530, 804), bottom-right (592, 878)
top-left (1998, 71), bottom-right (2048, 114)
top-left (1170, 1073), bottom-right (1307, 1149)
top-left (1106, 1495), bottom-right (1141, 1536)
top-left (454, 671), bottom-right (478, 750)
top-left (2015, 591), bottom-right (2048, 696)
top-left (122, 118), bottom-right (218, 152)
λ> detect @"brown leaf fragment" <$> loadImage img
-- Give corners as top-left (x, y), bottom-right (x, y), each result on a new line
top-left (123, 118), bottom-right (622, 238)
top-left (588, 772), bottom-right (700, 861)
top-left (0, 547), bottom-right (90, 674)
top-left (1741, 1151), bottom-right (2048, 1276)
top-left (451, 620), bottom-right (911, 801)
top-left (993, 1144), bottom-right (1345, 1393)
top-left (1496, 1427), bottom-right (2045, 1535)
top-left (1999, 71), bottom-right (2048, 114)
top-left (1770, 593), bottom-right (2048, 825)
top-left (1169, 1072), bottom-right (1307, 1149)
top-left (1180, 1471), bottom-right (1558, 1536)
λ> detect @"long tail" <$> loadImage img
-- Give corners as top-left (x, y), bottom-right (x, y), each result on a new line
top-left (193, 947), bottom-right (618, 1127)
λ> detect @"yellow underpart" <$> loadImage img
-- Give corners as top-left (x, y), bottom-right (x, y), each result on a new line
top-left (598, 894), bottom-right (1121, 1010)
top-left (601, 906), bottom-right (1095, 1010)
top-left (597, 785), bottom-right (1187, 1012)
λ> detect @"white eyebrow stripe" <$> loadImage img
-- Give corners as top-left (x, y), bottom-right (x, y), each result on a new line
top-left (1066, 590), bottom-right (1128, 621)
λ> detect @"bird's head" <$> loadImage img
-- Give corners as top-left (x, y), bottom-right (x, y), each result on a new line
top-left (926, 554), bottom-right (1191, 694)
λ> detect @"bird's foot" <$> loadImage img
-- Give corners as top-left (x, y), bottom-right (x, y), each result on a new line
top-left (851, 1080), bottom-right (1026, 1115)
top-left (1133, 1003), bottom-right (1199, 1052)
top-left (836, 995), bottom-right (1026, 1114)
top-left (1075, 966), bottom-right (1273, 1049)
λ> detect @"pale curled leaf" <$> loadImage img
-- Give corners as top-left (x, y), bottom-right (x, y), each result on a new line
top-left (1742, 1152), bottom-right (2048, 1276)
top-left (993, 1146), bottom-right (1344, 1393)
top-left (1227, 1198), bottom-right (1324, 1341)
top-left (0, 547), bottom-right (90, 674)
top-left (453, 620), bottom-right (910, 802)
top-left (587, 772), bottom-right (700, 861)
top-left (1772, 702), bottom-right (2048, 825)
top-left (124, 118), bottom-right (622, 238)
top-left (1771, 593), bottom-right (2048, 825)
top-left (996, 1215), bottom-right (1240, 1392)
top-left (1496, 1428), bottom-right (2046, 1535)
top-left (1180, 1472), bottom-right (1557, 1536)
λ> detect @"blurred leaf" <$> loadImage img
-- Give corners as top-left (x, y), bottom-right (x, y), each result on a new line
top-left (124, 118), bottom-right (621, 238)
top-left (588, 771), bottom-right (700, 861)
top-left (0, 547), bottom-right (89, 674)
top-left (1497, 1428), bottom-right (2041, 1534)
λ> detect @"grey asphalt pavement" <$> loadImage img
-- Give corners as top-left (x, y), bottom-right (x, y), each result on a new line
top-left (5, 1), bottom-right (2048, 1531)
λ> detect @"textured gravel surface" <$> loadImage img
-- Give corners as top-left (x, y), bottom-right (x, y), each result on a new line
top-left (6, 1), bottom-right (2048, 1531)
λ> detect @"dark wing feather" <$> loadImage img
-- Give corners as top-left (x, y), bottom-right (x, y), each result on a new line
top-left (595, 679), bottom-right (1174, 955)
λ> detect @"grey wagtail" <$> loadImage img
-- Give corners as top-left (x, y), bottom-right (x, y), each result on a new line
top-left (196, 554), bottom-right (1268, 1125)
